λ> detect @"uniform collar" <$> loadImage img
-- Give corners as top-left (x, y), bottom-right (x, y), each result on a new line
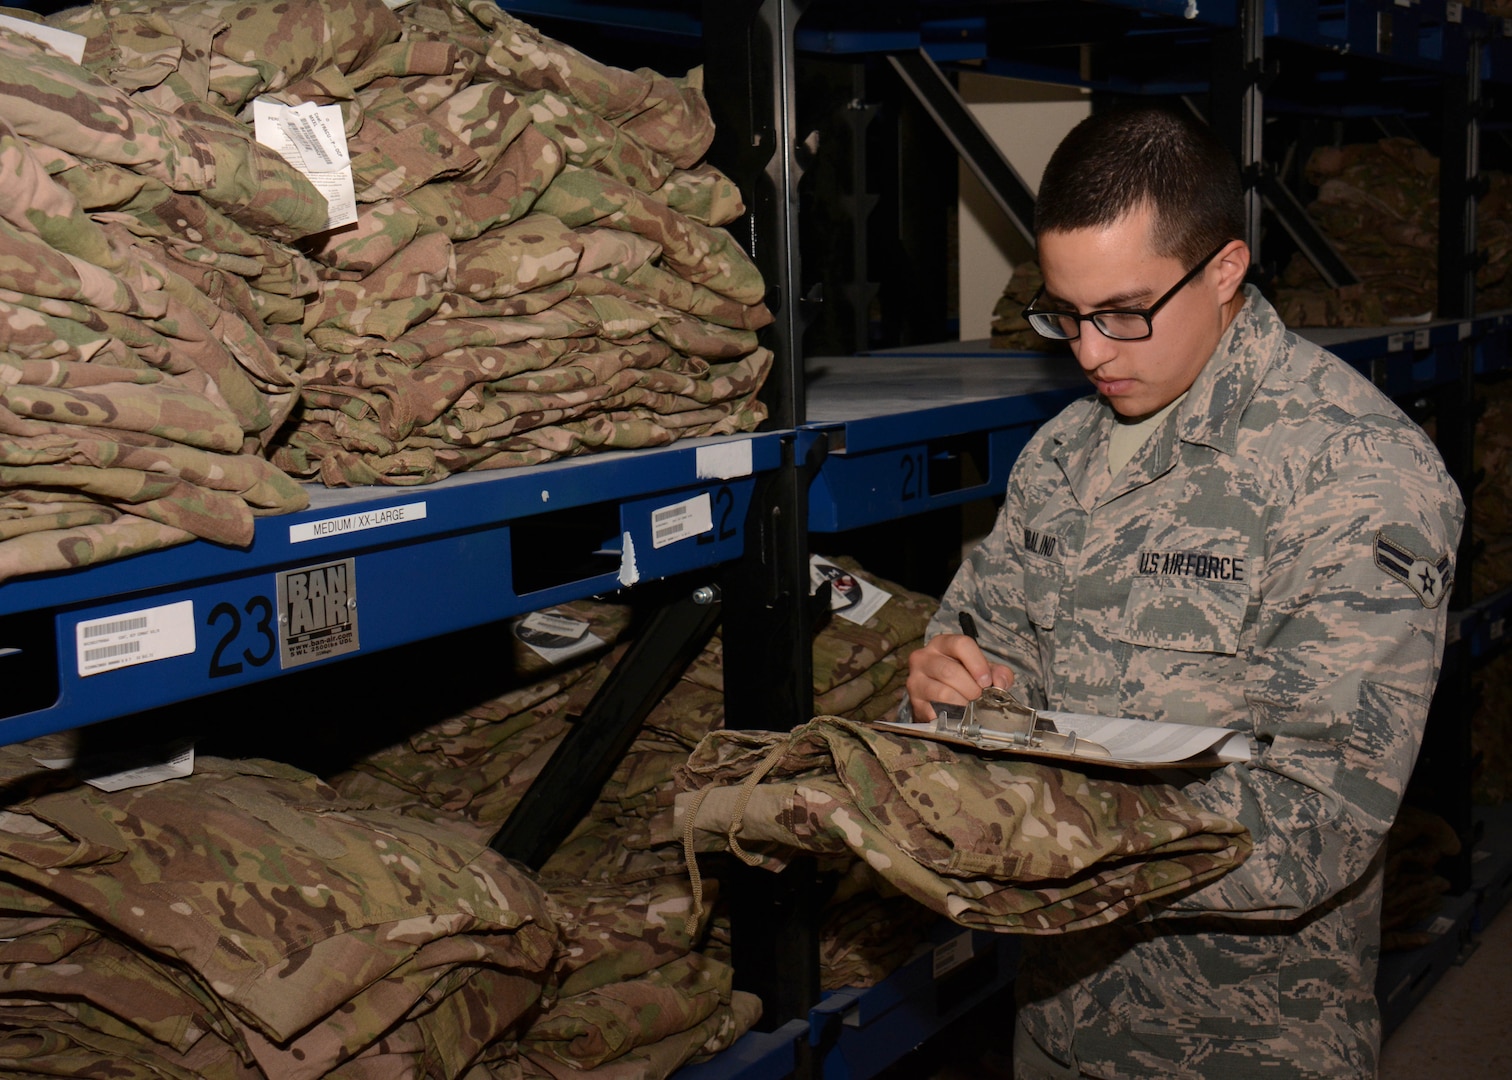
top-left (1051, 286), bottom-right (1276, 507)
top-left (1172, 284), bottom-right (1274, 456)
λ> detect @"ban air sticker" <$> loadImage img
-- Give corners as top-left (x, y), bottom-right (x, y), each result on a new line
top-left (1373, 532), bottom-right (1452, 609)
top-left (276, 558), bottom-right (359, 668)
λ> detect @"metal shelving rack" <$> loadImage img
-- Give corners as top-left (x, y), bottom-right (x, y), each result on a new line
top-left (6, 3), bottom-right (1510, 1077)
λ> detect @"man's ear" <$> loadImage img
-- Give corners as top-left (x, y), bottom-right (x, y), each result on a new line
top-left (1213, 239), bottom-right (1251, 303)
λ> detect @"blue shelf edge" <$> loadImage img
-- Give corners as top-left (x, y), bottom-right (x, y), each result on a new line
top-left (673, 1018), bottom-right (809, 1080)
top-left (0, 433), bottom-right (785, 746)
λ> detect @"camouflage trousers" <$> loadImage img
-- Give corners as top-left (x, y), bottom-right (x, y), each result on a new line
top-left (673, 716), bottom-right (1253, 934)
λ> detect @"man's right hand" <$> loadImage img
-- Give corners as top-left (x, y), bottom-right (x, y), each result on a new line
top-left (905, 633), bottom-right (1016, 722)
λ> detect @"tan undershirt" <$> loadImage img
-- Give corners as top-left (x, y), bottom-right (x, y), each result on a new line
top-left (1107, 393), bottom-right (1186, 476)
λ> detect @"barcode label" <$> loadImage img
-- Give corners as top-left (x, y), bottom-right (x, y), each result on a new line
top-left (83, 641), bottom-right (141, 663)
top-left (650, 493), bottom-right (713, 549)
top-left (932, 931), bottom-right (975, 979)
top-left (76, 601), bottom-right (195, 677)
top-left (83, 616), bottom-right (148, 639)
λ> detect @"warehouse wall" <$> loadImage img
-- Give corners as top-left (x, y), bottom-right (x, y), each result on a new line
top-left (957, 74), bottom-right (1089, 340)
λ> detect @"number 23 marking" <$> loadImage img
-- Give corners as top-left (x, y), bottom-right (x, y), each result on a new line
top-left (207, 595), bottom-right (276, 678)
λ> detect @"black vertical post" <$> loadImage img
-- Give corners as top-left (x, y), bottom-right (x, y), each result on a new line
top-left (1423, 39), bottom-right (1484, 894)
top-left (704, 0), bottom-right (823, 1046)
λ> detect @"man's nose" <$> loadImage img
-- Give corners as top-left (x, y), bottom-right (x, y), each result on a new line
top-left (1073, 326), bottom-right (1118, 371)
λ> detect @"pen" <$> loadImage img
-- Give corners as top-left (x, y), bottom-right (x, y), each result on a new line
top-left (958, 611), bottom-right (979, 640)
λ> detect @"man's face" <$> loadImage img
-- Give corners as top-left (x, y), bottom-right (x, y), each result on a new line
top-left (1036, 206), bottom-right (1246, 420)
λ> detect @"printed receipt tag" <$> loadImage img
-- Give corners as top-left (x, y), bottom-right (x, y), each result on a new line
top-left (251, 98), bottom-right (358, 230)
top-left (75, 600), bottom-right (196, 677)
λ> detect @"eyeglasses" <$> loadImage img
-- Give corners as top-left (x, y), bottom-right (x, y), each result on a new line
top-left (1021, 242), bottom-right (1229, 342)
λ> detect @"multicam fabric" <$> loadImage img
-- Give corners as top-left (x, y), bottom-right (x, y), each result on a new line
top-left (934, 288), bottom-right (1464, 1077)
top-left (1275, 137), bottom-right (1512, 325)
top-left (673, 716), bottom-right (1252, 933)
top-left (0, 744), bottom-right (557, 1079)
top-left (0, 0), bottom-right (770, 579)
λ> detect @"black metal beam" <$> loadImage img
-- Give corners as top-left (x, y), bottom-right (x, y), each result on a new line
top-left (1254, 170), bottom-right (1361, 289)
top-left (703, 0), bottom-right (809, 427)
top-left (886, 48), bottom-right (1037, 247)
top-left (488, 582), bottom-right (723, 869)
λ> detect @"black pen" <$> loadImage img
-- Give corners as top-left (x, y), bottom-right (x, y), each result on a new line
top-left (958, 611), bottom-right (979, 640)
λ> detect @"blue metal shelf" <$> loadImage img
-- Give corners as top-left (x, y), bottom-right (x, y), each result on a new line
top-left (802, 349), bottom-right (1086, 532)
top-left (673, 1019), bottom-right (809, 1080)
top-left (799, 314), bottom-right (1512, 533)
top-left (0, 433), bottom-right (784, 746)
top-left (808, 921), bottom-right (1019, 1080)
top-left (1267, 0), bottom-right (1486, 77)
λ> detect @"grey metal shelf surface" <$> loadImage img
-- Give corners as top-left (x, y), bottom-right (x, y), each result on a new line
top-left (0, 432), bottom-right (785, 746)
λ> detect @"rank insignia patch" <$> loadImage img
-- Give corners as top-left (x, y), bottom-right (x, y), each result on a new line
top-left (1373, 532), bottom-right (1452, 609)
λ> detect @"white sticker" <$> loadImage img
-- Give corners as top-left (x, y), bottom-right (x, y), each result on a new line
top-left (618, 532), bottom-right (640, 586)
top-left (1493, 617), bottom-right (1506, 641)
top-left (277, 558), bottom-right (359, 668)
top-left (651, 493), bottom-right (713, 549)
top-left (1448, 2), bottom-right (1463, 23)
top-left (1388, 332), bottom-right (1407, 352)
top-left (1414, 328), bottom-right (1432, 350)
top-left (37, 744), bottom-right (195, 792)
top-left (76, 600), bottom-right (196, 677)
top-left (811, 556), bottom-right (892, 626)
top-left (1460, 321), bottom-right (1473, 341)
top-left (0, 14), bottom-right (86, 63)
top-left (1427, 915), bottom-right (1455, 936)
top-left (289, 501), bottom-right (426, 543)
top-left (696, 440), bottom-right (754, 480)
top-left (518, 611), bottom-right (590, 642)
top-left (932, 930), bottom-right (975, 979)
top-left (252, 98), bottom-right (358, 231)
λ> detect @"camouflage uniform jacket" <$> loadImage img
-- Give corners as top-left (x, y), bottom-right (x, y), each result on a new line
top-left (932, 287), bottom-right (1464, 1079)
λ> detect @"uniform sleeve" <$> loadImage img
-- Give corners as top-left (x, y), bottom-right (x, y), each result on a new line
top-left (1162, 419), bottom-right (1464, 919)
top-left (930, 454), bottom-right (1049, 709)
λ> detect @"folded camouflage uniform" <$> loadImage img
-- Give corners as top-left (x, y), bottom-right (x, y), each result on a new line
top-left (674, 716), bottom-right (1253, 934)
top-left (0, 747), bottom-right (557, 1079)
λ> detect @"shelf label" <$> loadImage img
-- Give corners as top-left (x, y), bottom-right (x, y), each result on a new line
top-left (932, 930), bottom-right (975, 979)
top-left (1387, 332), bottom-right (1407, 352)
top-left (276, 558), bottom-right (359, 668)
top-left (1448, 2), bottom-right (1463, 23)
top-left (76, 600), bottom-right (196, 677)
top-left (289, 501), bottom-right (427, 543)
top-left (1459, 321), bottom-right (1473, 341)
top-left (696, 439), bottom-right (754, 480)
top-left (651, 493), bottom-right (713, 549)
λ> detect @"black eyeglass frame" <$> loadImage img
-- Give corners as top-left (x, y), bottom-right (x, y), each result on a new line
top-left (1020, 242), bottom-right (1231, 342)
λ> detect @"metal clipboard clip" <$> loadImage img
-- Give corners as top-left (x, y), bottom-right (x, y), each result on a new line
top-left (929, 686), bottom-right (1108, 758)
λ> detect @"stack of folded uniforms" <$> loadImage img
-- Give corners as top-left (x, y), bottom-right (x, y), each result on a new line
top-left (0, 0), bottom-right (771, 581)
top-left (0, 739), bottom-right (560, 1079)
top-left (1274, 136), bottom-right (1512, 325)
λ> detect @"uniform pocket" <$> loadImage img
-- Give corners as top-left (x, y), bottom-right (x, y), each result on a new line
top-left (1120, 575), bottom-right (1248, 655)
top-left (1023, 552), bottom-right (1063, 630)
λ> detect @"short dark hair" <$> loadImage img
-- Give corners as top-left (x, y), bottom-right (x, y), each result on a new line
top-left (1034, 107), bottom-right (1245, 267)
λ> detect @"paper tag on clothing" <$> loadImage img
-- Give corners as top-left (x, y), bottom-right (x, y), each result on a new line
top-left (36, 744), bottom-right (195, 792)
top-left (0, 14), bottom-right (86, 63)
top-left (252, 98), bottom-right (358, 230)
top-left (809, 556), bottom-right (891, 625)
top-left (513, 613), bottom-right (604, 664)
